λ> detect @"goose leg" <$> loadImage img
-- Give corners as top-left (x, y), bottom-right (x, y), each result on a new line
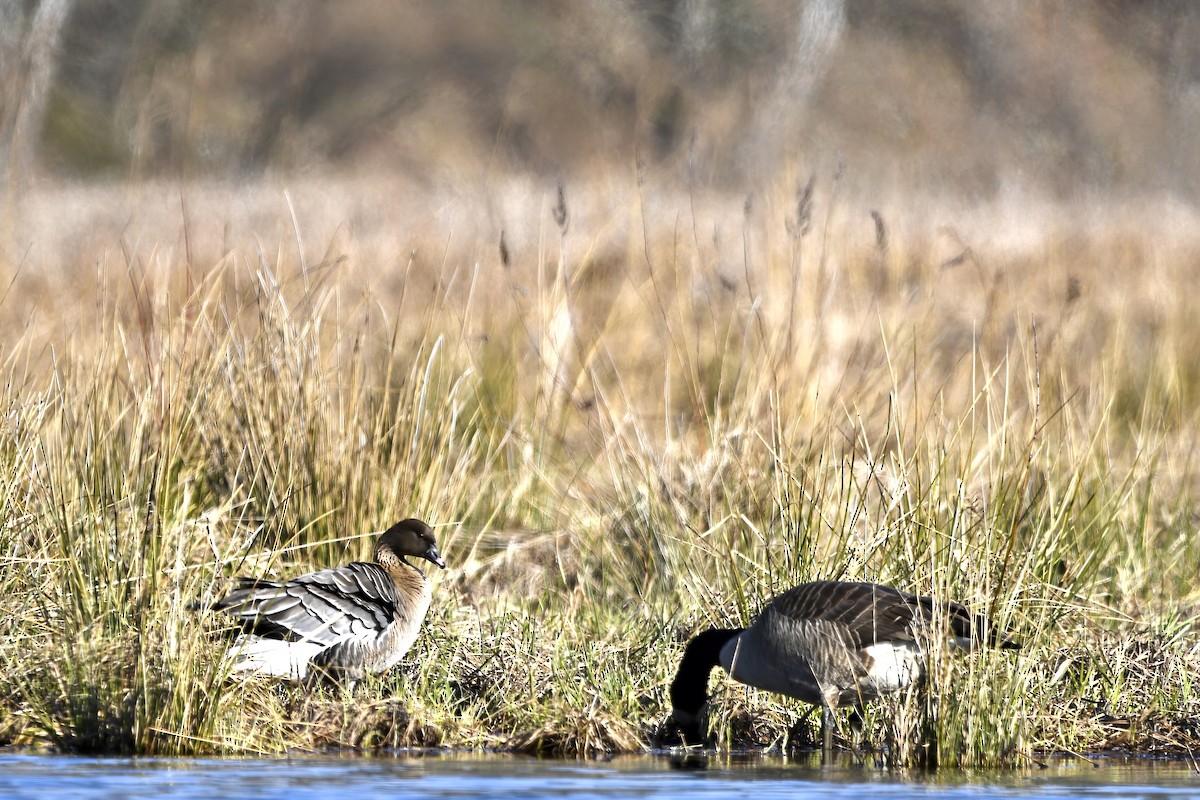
top-left (847, 707), bottom-right (869, 764)
top-left (821, 705), bottom-right (833, 761)
top-left (847, 707), bottom-right (865, 753)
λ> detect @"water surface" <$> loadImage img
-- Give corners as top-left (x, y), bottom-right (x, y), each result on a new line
top-left (0, 751), bottom-right (1196, 799)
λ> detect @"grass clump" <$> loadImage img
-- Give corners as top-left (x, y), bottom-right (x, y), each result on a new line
top-left (0, 176), bottom-right (1198, 766)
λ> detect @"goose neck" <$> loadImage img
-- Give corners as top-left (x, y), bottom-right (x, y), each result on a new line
top-left (670, 627), bottom-right (743, 717)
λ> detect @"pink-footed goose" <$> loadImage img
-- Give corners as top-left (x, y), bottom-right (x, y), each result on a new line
top-left (210, 518), bottom-right (445, 682)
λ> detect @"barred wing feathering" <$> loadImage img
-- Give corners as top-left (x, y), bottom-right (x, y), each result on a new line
top-left (766, 581), bottom-right (1001, 650)
top-left (214, 562), bottom-right (401, 646)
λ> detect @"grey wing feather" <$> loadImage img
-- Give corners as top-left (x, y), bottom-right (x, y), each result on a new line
top-left (768, 581), bottom-right (1001, 648)
top-left (214, 562), bottom-right (399, 645)
top-left (768, 582), bottom-right (925, 648)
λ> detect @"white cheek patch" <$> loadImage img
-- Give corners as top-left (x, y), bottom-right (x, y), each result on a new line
top-left (862, 643), bottom-right (923, 693)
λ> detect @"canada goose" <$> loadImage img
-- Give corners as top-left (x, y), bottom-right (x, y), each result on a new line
top-left (209, 518), bottom-right (446, 682)
top-left (668, 580), bottom-right (1019, 753)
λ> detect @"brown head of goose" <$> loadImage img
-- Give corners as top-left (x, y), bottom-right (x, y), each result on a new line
top-left (210, 518), bottom-right (446, 682)
top-left (668, 580), bottom-right (1019, 752)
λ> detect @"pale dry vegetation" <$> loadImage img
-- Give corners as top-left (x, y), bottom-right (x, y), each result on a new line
top-left (1, 173), bottom-right (1199, 766)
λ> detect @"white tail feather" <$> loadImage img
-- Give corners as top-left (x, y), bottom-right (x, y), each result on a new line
top-left (226, 637), bottom-right (325, 680)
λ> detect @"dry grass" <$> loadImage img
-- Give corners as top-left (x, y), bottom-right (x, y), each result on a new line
top-left (0, 174), bottom-right (1198, 766)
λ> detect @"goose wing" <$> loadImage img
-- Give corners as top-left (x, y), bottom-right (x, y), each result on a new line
top-left (213, 562), bottom-right (400, 645)
top-left (768, 581), bottom-right (1006, 649)
top-left (766, 581), bottom-right (927, 648)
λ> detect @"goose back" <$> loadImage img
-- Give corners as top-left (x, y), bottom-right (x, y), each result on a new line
top-left (765, 581), bottom-right (988, 649)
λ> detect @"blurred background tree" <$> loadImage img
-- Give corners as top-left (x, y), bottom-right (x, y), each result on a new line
top-left (4, 0), bottom-right (1200, 198)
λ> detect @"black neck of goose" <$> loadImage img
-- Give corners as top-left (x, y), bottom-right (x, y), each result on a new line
top-left (670, 627), bottom-right (742, 718)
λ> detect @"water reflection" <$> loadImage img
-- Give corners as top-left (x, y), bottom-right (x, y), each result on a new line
top-left (0, 751), bottom-right (1196, 800)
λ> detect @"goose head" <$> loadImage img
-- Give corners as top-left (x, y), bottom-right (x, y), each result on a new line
top-left (378, 518), bottom-right (446, 569)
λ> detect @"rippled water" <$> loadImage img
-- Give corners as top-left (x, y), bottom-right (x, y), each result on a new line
top-left (0, 752), bottom-right (1197, 799)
